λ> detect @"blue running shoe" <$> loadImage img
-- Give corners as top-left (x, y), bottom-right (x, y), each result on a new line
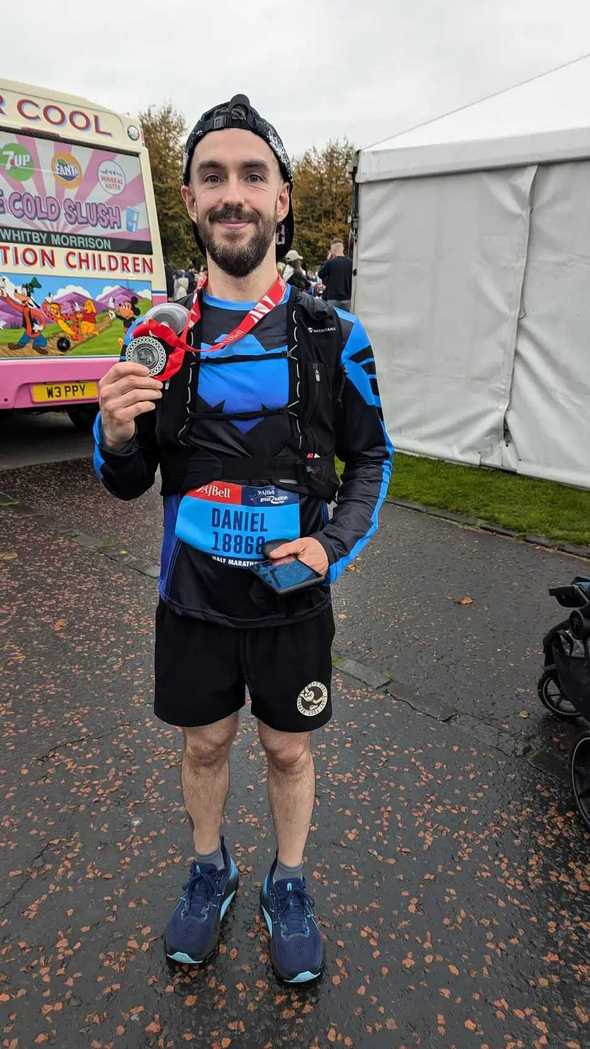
top-left (260, 856), bottom-right (324, 983)
top-left (165, 837), bottom-right (238, 965)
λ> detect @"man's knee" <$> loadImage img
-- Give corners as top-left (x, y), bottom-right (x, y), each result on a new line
top-left (183, 714), bottom-right (238, 768)
top-left (258, 723), bottom-right (311, 773)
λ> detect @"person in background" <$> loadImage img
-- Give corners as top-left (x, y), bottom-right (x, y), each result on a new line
top-left (174, 271), bottom-right (189, 300)
top-left (318, 239), bottom-right (353, 311)
top-left (283, 250), bottom-right (310, 291)
top-left (306, 271), bottom-right (322, 297)
top-left (282, 248), bottom-right (304, 284)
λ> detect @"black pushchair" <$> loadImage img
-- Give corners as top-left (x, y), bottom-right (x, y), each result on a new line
top-left (538, 575), bottom-right (590, 830)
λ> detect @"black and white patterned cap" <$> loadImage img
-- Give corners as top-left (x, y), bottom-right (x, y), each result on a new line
top-left (182, 94), bottom-right (294, 259)
top-left (182, 94), bottom-right (292, 184)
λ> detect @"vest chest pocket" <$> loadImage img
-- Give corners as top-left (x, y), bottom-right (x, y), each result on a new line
top-left (301, 358), bottom-right (328, 426)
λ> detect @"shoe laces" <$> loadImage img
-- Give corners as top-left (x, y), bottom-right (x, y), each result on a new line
top-left (182, 864), bottom-right (219, 916)
top-left (274, 880), bottom-right (315, 937)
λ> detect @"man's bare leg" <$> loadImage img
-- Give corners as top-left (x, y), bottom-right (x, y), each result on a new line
top-left (257, 722), bottom-right (314, 866)
top-left (181, 712), bottom-right (240, 854)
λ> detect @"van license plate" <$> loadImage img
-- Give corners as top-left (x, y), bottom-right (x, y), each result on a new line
top-left (31, 381), bottom-right (98, 403)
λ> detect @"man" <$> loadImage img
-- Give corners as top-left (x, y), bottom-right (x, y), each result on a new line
top-left (282, 248), bottom-right (309, 291)
top-left (319, 239), bottom-right (353, 311)
top-left (93, 95), bottom-right (392, 985)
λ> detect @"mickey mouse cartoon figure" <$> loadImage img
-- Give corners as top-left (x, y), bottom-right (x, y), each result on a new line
top-left (109, 295), bottom-right (141, 350)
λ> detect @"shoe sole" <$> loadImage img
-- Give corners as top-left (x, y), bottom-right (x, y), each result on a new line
top-left (260, 899), bottom-right (323, 984)
top-left (166, 886), bottom-right (237, 965)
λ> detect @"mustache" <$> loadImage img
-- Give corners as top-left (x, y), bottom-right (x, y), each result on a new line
top-left (208, 205), bottom-right (259, 224)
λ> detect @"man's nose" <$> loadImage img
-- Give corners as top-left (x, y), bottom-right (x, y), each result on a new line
top-left (219, 174), bottom-right (247, 206)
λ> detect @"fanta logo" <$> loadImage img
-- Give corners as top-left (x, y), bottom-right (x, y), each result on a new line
top-left (52, 153), bottom-right (82, 187)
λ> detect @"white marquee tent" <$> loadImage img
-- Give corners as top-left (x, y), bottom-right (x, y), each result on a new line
top-left (353, 57), bottom-right (590, 489)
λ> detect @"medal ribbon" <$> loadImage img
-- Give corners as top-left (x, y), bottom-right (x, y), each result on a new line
top-left (131, 273), bottom-right (286, 383)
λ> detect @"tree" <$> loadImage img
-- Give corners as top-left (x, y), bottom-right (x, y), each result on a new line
top-left (139, 104), bottom-right (197, 268)
top-left (291, 140), bottom-right (356, 270)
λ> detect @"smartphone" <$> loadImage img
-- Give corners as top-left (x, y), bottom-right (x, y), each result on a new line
top-left (249, 557), bottom-right (324, 595)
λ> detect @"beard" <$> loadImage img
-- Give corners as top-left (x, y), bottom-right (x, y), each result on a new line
top-left (194, 203), bottom-right (277, 278)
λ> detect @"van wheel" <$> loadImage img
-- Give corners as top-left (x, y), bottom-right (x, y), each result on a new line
top-left (66, 405), bottom-right (99, 432)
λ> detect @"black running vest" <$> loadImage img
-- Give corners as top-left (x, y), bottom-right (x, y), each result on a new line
top-left (155, 291), bottom-right (344, 500)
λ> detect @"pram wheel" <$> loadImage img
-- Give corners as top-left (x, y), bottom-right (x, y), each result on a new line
top-left (570, 732), bottom-right (590, 831)
top-left (537, 669), bottom-right (579, 720)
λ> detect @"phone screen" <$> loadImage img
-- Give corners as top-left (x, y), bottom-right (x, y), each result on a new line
top-left (249, 558), bottom-right (322, 594)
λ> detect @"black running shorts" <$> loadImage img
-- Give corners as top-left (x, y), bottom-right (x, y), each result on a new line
top-left (154, 599), bottom-right (335, 732)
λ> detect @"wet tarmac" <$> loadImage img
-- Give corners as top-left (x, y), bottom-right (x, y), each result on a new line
top-left (1, 458), bottom-right (590, 1048)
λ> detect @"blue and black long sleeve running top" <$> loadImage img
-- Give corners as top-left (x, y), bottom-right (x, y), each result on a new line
top-left (93, 286), bottom-right (393, 628)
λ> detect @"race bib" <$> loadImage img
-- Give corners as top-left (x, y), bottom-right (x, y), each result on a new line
top-left (175, 481), bottom-right (300, 568)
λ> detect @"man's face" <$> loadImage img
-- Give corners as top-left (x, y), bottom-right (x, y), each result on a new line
top-left (181, 129), bottom-right (290, 278)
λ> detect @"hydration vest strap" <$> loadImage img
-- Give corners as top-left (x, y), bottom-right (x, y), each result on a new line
top-left (186, 405), bottom-right (290, 422)
top-left (195, 349), bottom-right (289, 366)
top-left (214, 454), bottom-right (333, 486)
top-left (190, 455), bottom-right (309, 484)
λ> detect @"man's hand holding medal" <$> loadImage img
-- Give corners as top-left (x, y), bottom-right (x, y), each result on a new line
top-left (98, 361), bottom-right (164, 450)
top-left (98, 302), bottom-right (190, 450)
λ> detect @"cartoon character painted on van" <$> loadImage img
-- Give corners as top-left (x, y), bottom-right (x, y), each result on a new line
top-left (0, 275), bottom-right (152, 358)
top-left (0, 276), bottom-right (49, 352)
top-left (112, 295), bottom-right (141, 348)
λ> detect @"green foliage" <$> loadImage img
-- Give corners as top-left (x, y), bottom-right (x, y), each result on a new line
top-left (291, 140), bottom-right (356, 270)
top-left (139, 104), bottom-right (195, 268)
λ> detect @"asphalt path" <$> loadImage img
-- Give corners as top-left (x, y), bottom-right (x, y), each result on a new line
top-left (0, 410), bottom-right (93, 470)
top-left (1, 446), bottom-right (590, 1048)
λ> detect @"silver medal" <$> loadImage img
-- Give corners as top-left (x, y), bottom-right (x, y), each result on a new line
top-left (125, 334), bottom-right (168, 376)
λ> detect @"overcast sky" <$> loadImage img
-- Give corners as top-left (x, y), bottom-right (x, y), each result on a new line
top-left (5, 0), bottom-right (590, 157)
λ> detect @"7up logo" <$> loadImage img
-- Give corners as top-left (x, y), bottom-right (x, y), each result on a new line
top-left (0, 143), bottom-right (33, 182)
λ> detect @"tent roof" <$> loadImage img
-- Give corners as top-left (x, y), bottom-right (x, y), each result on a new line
top-left (357, 56), bottom-right (590, 182)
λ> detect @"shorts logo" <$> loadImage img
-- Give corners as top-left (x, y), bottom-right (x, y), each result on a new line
top-left (297, 681), bottom-right (328, 717)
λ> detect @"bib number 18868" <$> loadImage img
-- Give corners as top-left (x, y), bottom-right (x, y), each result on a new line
top-left (211, 532), bottom-right (266, 556)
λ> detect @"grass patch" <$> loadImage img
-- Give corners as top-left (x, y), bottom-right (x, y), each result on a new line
top-left (386, 452), bottom-right (590, 547)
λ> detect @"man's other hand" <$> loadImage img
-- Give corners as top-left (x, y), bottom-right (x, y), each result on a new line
top-left (268, 537), bottom-right (329, 577)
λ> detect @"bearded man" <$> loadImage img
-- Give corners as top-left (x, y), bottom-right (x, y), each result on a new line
top-left (93, 95), bottom-right (393, 984)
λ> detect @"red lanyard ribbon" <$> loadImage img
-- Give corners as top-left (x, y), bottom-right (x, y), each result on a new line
top-left (183, 272), bottom-right (286, 350)
top-left (132, 273), bottom-right (286, 383)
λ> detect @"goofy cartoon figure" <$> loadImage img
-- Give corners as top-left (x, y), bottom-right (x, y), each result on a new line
top-left (0, 277), bottom-right (49, 354)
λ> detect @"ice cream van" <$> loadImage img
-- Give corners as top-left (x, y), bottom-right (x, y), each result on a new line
top-left (0, 79), bottom-right (165, 430)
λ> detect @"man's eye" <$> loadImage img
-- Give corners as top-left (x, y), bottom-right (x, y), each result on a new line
top-left (247, 173), bottom-right (264, 183)
top-left (204, 174), bottom-right (221, 184)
